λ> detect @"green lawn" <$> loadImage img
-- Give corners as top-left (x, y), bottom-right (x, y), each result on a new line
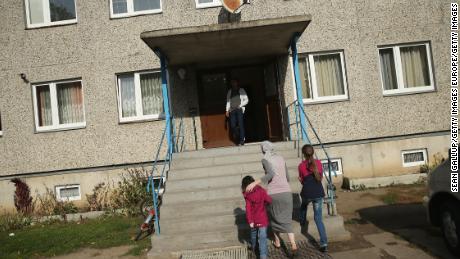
top-left (0, 216), bottom-right (151, 259)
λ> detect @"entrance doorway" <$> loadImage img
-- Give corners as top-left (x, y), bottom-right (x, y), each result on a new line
top-left (197, 63), bottom-right (283, 149)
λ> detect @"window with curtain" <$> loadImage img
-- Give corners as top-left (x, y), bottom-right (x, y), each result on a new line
top-left (55, 185), bottom-right (81, 201)
top-left (110, 0), bottom-right (161, 17)
top-left (117, 71), bottom-right (164, 122)
top-left (196, 0), bottom-right (221, 8)
top-left (379, 42), bottom-right (434, 95)
top-left (297, 51), bottom-right (348, 102)
top-left (33, 80), bottom-right (85, 132)
top-left (402, 149), bottom-right (427, 167)
top-left (26, 0), bottom-right (77, 28)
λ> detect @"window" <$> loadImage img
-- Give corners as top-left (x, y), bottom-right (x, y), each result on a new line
top-left (110, 0), bottom-right (162, 18)
top-left (401, 149), bottom-right (427, 167)
top-left (117, 71), bottom-right (164, 122)
top-left (296, 51), bottom-right (349, 103)
top-left (32, 79), bottom-right (86, 132)
top-left (321, 158), bottom-right (343, 175)
top-left (195, 0), bottom-right (221, 8)
top-left (55, 184), bottom-right (81, 201)
top-left (379, 42), bottom-right (434, 95)
top-left (25, 0), bottom-right (77, 28)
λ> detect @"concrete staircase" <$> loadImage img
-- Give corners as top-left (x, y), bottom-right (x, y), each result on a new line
top-left (148, 142), bottom-right (350, 258)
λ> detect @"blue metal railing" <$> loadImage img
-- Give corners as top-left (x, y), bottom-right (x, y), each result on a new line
top-left (286, 100), bottom-right (337, 216)
top-left (146, 116), bottom-right (185, 235)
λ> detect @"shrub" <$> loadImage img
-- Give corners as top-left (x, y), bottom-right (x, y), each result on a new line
top-left (112, 168), bottom-right (150, 216)
top-left (420, 152), bottom-right (446, 175)
top-left (86, 183), bottom-right (114, 211)
top-left (11, 178), bottom-right (33, 215)
top-left (34, 187), bottom-right (78, 217)
top-left (0, 212), bottom-right (32, 232)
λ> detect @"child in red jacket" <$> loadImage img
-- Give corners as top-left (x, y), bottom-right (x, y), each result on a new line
top-left (242, 175), bottom-right (272, 259)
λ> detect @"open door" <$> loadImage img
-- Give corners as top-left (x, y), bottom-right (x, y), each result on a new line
top-left (264, 62), bottom-right (283, 141)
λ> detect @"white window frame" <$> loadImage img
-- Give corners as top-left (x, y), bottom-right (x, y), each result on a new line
top-left (401, 149), bottom-right (428, 167)
top-left (109, 0), bottom-right (162, 19)
top-left (292, 51), bottom-right (349, 104)
top-left (116, 70), bottom-right (164, 123)
top-left (321, 158), bottom-right (343, 175)
top-left (32, 79), bottom-right (86, 132)
top-left (24, 0), bottom-right (78, 29)
top-left (378, 42), bottom-right (435, 96)
top-left (55, 184), bottom-right (81, 201)
top-left (195, 0), bottom-right (222, 9)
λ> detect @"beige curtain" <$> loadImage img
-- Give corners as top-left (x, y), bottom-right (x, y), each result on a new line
top-left (314, 54), bottom-right (345, 97)
top-left (57, 82), bottom-right (84, 124)
top-left (298, 58), bottom-right (311, 99)
top-left (379, 49), bottom-right (398, 90)
top-left (37, 85), bottom-right (52, 126)
top-left (140, 73), bottom-right (163, 115)
top-left (120, 75), bottom-right (136, 118)
top-left (400, 45), bottom-right (430, 88)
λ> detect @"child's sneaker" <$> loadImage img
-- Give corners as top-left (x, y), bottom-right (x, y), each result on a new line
top-left (319, 246), bottom-right (328, 253)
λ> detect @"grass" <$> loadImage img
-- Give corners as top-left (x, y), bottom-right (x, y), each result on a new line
top-left (0, 215), bottom-right (151, 259)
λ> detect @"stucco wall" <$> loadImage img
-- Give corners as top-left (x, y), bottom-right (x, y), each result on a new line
top-left (0, 0), bottom-right (450, 176)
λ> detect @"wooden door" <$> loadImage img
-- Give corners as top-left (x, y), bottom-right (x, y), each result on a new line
top-left (264, 62), bottom-right (283, 141)
top-left (198, 72), bottom-right (233, 148)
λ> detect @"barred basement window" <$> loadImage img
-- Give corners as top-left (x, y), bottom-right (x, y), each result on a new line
top-left (55, 184), bottom-right (81, 201)
top-left (402, 149), bottom-right (427, 167)
top-left (321, 158), bottom-right (343, 175)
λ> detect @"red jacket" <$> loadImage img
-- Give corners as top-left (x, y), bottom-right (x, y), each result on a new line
top-left (243, 186), bottom-right (272, 227)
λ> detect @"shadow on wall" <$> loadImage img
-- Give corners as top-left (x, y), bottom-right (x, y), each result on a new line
top-left (358, 203), bottom-right (457, 259)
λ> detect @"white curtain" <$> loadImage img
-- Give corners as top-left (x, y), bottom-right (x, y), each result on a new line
top-left (379, 49), bottom-right (398, 90)
top-left (36, 85), bottom-right (52, 126)
top-left (404, 152), bottom-right (424, 163)
top-left (120, 75), bottom-right (137, 118)
top-left (141, 73), bottom-right (163, 115)
top-left (400, 45), bottom-right (430, 88)
top-left (298, 58), bottom-right (311, 99)
top-left (57, 82), bottom-right (84, 124)
top-left (29, 0), bottom-right (45, 24)
top-left (314, 54), bottom-right (345, 97)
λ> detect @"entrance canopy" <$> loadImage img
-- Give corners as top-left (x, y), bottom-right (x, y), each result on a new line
top-left (141, 15), bottom-right (311, 66)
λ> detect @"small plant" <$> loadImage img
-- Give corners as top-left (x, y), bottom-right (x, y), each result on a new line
top-left (420, 152), bottom-right (446, 175)
top-left (112, 168), bottom-right (150, 216)
top-left (34, 187), bottom-right (77, 217)
top-left (11, 178), bottom-right (34, 215)
top-left (86, 183), bottom-right (113, 211)
top-left (381, 193), bottom-right (398, 205)
top-left (0, 212), bottom-right (32, 232)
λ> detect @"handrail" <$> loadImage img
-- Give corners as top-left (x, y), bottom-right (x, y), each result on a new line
top-left (286, 100), bottom-right (337, 215)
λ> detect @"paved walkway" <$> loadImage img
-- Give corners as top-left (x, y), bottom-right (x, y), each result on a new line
top-left (248, 241), bottom-right (332, 259)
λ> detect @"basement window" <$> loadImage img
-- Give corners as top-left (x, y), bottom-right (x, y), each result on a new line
top-left (55, 184), bottom-right (81, 201)
top-left (321, 158), bottom-right (343, 175)
top-left (401, 149), bottom-right (427, 167)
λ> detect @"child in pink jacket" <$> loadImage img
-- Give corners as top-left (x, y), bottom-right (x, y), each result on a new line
top-left (242, 176), bottom-right (272, 259)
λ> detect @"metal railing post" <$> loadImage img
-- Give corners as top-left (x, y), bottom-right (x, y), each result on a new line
top-left (290, 34), bottom-right (308, 142)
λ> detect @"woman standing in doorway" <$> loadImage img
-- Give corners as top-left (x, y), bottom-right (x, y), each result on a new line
top-left (246, 141), bottom-right (298, 255)
top-left (298, 144), bottom-right (328, 252)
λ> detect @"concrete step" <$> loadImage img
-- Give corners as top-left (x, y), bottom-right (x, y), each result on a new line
top-left (162, 182), bottom-right (304, 205)
top-left (161, 197), bottom-right (327, 221)
top-left (170, 150), bottom-right (299, 171)
top-left (167, 157), bottom-right (301, 181)
top-left (166, 168), bottom-right (301, 192)
top-left (172, 141), bottom-right (297, 160)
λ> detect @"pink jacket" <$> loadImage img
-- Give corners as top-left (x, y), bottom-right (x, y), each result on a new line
top-left (243, 186), bottom-right (272, 227)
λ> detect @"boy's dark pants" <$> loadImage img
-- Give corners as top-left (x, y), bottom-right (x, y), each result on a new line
top-left (229, 108), bottom-right (245, 144)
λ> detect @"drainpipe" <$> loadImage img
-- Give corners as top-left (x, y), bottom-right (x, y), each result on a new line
top-left (290, 34), bottom-right (308, 142)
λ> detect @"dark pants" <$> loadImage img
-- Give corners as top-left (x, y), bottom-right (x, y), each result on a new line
top-left (229, 109), bottom-right (245, 144)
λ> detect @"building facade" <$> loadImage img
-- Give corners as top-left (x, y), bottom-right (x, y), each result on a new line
top-left (0, 0), bottom-right (450, 210)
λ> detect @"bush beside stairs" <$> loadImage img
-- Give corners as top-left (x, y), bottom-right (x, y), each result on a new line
top-left (148, 141), bottom-right (350, 258)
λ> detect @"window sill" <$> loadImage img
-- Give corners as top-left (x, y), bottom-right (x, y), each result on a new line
top-left (119, 116), bottom-right (165, 124)
top-left (26, 20), bottom-right (77, 30)
top-left (302, 97), bottom-right (349, 105)
top-left (402, 162), bottom-right (427, 168)
top-left (35, 124), bottom-right (86, 133)
top-left (110, 10), bottom-right (162, 19)
top-left (196, 3), bottom-right (222, 9)
top-left (383, 88), bottom-right (436, 97)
